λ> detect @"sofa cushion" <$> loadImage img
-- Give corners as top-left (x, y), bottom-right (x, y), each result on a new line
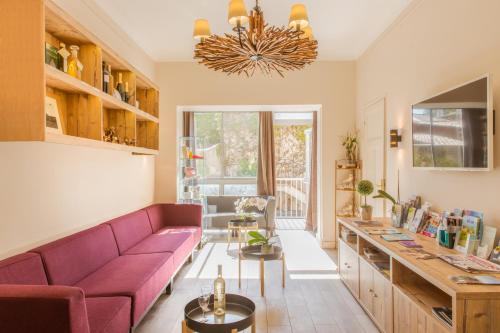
top-left (106, 209), bottom-right (152, 254)
top-left (164, 226), bottom-right (202, 245)
top-left (145, 204), bottom-right (202, 233)
top-left (74, 253), bottom-right (173, 325)
top-left (124, 230), bottom-right (193, 269)
top-left (31, 224), bottom-right (119, 286)
top-left (0, 253), bottom-right (48, 285)
top-left (86, 297), bottom-right (131, 333)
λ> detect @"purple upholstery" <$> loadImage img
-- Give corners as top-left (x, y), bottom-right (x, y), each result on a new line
top-left (31, 224), bottom-right (119, 286)
top-left (86, 297), bottom-right (131, 333)
top-left (145, 203), bottom-right (202, 233)
top-left (106, 210), bottom-right (152, 254)
top-left (74, 253), bottom-right (174, 325)
top-left (0, 253), bottom-right (48, 285)
top-left (125, 230), bottom-right (193, 269)
top-left (0, 284), bottom-right (90, 333)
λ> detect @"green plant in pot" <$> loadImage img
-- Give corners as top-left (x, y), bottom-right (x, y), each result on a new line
top-left (248, 231), bottom-right (276, 254)
top-left (357, 180), bottom-right (374, 221)
top-left (373, 189), bottom-right (400, 227)
top-left (341, 132), bottom-right (359, 166)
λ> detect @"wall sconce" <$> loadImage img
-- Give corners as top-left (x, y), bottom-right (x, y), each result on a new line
top-left (390, 129), bottom-right (402, 148)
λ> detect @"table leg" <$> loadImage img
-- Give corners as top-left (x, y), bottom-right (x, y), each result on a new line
top-left (238, 227), bottom-right (242, 251)
top-left (231, 330), bottom-right (238, 333)
top-left (238, 251), bottom-right (241, 289)
top-left (252, 324), bottom-right (256, 333)
top-left (227, 224), bottom-right (231, 250)
top-left (260, 257), bottom-right (265, 296)
top-left (282, 253), bottom-right (286, 288)
top-left (182, 320), bottom-right (190, 333)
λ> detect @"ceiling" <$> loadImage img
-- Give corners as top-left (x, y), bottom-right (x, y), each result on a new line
top-left (94, 0), bottom-right (412, 62)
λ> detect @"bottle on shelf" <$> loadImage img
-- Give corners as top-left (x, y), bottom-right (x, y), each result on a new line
top-left (103, 62), bottom-right (110, 93)
top-left (67, 45), bottom-right (83, 79)
top-left (116, 72), bottom-right (124, 101)
top-left (213, 264), bottom-right (226, 316)
top-left (57, 43), bottom-right (70, 73)
top-left (124, 82), bottom-right (129, 103)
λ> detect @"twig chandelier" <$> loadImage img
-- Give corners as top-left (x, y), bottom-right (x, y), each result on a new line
top-left (193, 0), bottom-right (318, 77)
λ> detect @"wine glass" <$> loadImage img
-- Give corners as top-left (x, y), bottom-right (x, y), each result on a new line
top-left (198, 286), bottom-right (211, 322)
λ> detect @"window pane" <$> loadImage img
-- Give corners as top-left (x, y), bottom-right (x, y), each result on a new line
top-left (224, 184), bottom-right (257, 196)
top-left (194, 113), bottom-right (223, 178)
top-left (223, 113), bottom-right (259, 177)
top-left (200, 184), bottom-right (220, 196)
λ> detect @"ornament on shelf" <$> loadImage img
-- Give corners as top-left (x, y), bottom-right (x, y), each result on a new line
top-left (67, 45), bottom-right (83, 79)
top-left (57, 43), bottom-right (70, 73)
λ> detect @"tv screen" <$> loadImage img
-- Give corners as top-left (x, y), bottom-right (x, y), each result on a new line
top-left (412, 77), bottom-right (492, 170)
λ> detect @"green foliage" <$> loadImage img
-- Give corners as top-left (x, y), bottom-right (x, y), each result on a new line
top-left (341, 132), bottom-right (358, 161)
top-left (247, 231), bottom-right (272, 246)
top-left (357, 180), bottom-right (374, 196)
top-left (373, 190), bottom-right (396, 205)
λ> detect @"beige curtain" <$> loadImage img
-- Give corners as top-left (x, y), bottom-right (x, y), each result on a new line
top-left (257, 112), bottom-right (276, 196)
top-left (183, 112), bottom-right (194, 137)
top-left (306, 112), bottom-right (318, 231)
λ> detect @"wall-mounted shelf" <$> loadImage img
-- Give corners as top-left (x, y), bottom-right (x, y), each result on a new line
top-left (0, 1), bottom-right (160, 155)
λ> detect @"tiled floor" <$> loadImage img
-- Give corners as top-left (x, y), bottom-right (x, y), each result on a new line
top-left (275, 218), bottom-right (307, 230)
top-left (136, 229), bottom-right (378, 333)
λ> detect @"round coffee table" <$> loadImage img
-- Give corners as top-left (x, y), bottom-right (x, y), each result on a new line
top-left (227, 219), bottom-right (259, 251)
top-left (239, 245), bottom-right (285, 296)
top-left (182, 294), bottom-right (256, 333)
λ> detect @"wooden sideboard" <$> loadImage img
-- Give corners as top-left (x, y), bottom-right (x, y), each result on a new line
top-left (337, 217), bottom-right (500, 333)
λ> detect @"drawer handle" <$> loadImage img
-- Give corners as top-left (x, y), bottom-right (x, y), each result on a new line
top-left (373, 293), bottom-right (378, 298)
top-left (369, 289), bottom-right (374, 293)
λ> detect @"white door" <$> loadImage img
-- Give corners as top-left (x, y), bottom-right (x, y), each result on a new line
top-left (363, 99), bottom-right (386, 217)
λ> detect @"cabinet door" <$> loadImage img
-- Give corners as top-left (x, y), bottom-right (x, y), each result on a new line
top-left (373, 270), bottom-right (393, 333)
top-left (359, 258), bottom-right (374, 313)
top-left (339, 240), bottom-right (349, 281)
top-left (426, 319), bottom-right (449, 333)
top-left (393, 287), bottom-right (411, 333)
top-left (345, 243), bottom-right (359, 297)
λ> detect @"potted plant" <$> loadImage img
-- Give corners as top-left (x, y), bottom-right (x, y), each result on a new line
top-left (247, 231), bottom-right (276, 254)
top-left (373, 189), bottom-right (400, 227)
top-left (341, 132), bottom-right (358, 167)
top-left (234, 197), bottom-right (268, 222)
top-left (357, 180), bottom-right (374, 220)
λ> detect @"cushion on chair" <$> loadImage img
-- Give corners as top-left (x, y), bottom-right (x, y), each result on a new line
top-left (124, 230), bottom-right (193, 269)
top-left (86, 297), bottom-right (131, 333)
top-left (74, 253), bottom-right (174, 325)
top-left (0, 253), bottom-right (48, 285)
top-left (106, 209), bottom-right (153, 254)
top-left (31, 225), bottom-right (119, 286)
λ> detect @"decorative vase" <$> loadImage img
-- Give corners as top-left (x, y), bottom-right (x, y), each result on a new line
top-left (261, 244), bottom-right (274, 255)
top-left (360, 206), bottom-right (373, 221)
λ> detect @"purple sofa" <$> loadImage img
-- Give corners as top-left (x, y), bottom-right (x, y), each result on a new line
top-left (0, 203), bottom-right (202, 333)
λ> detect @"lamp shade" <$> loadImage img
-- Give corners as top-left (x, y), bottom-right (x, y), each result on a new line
top-left (228, 0), bottom-right (249, 26)
top-left (301, 26), bottom-right (314, 40)
top-left (193, 19), bottom-right (211, 39)
top-left (289, 4), bottom-right (309, 30)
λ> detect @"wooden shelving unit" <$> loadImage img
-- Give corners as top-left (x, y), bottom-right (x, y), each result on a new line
top-left (337, 217), bottom-right (500, 333)
top-left (335, 160), bottom-right (362, 219)
top-left (0, 1), bottom-right (160, 155)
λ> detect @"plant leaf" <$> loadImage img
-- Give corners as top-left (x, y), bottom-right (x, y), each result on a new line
top-left (373, 190), bottom-right (396, 204)
top-left (248, 239), bottom-right (264, 245)
top-left (248, 231), bottom-right (266, 240)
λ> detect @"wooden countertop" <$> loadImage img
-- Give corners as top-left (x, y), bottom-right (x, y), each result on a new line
top-left (337, 217), bottom-right (500, 298)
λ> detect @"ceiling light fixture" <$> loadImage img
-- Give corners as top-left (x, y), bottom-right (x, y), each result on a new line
top-left (193, 0), bottom-right (318, 77)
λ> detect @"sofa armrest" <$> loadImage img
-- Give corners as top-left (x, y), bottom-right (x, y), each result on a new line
top-left (0, 285), bottom-right (90, 333)
top-left (146, 203), bottom-right (203, 231)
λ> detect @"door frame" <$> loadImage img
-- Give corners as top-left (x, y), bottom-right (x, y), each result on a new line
top-left (362, 97), bottom-right (387, 217)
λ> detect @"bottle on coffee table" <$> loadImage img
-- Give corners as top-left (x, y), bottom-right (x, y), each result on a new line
top-left (214, 264), bottom-right (226, 316)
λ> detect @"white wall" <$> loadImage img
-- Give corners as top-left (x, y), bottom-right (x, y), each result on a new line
top-left (356, 0), bottom-right (500, 227)
top-left (0, 0), bottom-right (158, 259)
top-left (155, 61), bottom-right (356, 247)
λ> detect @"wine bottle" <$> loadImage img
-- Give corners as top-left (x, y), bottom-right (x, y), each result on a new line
top-left (116, 72), bottom-right (124, 101)
top-left (124, 82), bottom-right (129, 103)
top-left (103, 62), bottom-right (110, 93)
top-left (213, 264), bottom-right (226, 316)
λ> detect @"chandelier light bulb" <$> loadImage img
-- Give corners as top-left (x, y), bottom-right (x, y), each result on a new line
top-left (228, 0), bottom-right (249, 27)
top-left (193, 19), bottom-right (211, 40)
top-left (288, 4), bottom-right (309, 30)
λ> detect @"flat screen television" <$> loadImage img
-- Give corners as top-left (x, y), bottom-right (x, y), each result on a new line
top-left (412, 76), bottom-right (494, 171)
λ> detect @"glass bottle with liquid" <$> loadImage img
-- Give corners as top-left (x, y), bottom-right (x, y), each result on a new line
top-left (116, 73), bottom-right (124, 101)
top-left (103, 62), bottom-right (110, 93)
top-left (124, 82), bottom-right (130, 103)
top-left (67, 45), bottom-right (80, 78)
top-left (213, 264), bottom-right (226, 316)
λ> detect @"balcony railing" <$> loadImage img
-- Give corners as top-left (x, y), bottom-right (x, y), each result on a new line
top-left (276, 177), bottom-right (308, 218)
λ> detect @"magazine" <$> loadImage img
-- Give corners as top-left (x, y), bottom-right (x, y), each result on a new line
top-left (405, 207), bottom-right (416, 230)
top-left (381, 233), bottom-right (413, 242)
top-left (362, 227), bottom-right (399, 235)
top-left (400, 248), bottom-right (435, 260)
top-left (432, 307), bottom-right (452, 328)
top-left (421, 212), bottom-right (441, 238)
top-left (409, 208), bottom-right (425, 233)
top-left (438, 254), bottom-right (500, 273)
top-left (449, 275), bottom-right (500, 285)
